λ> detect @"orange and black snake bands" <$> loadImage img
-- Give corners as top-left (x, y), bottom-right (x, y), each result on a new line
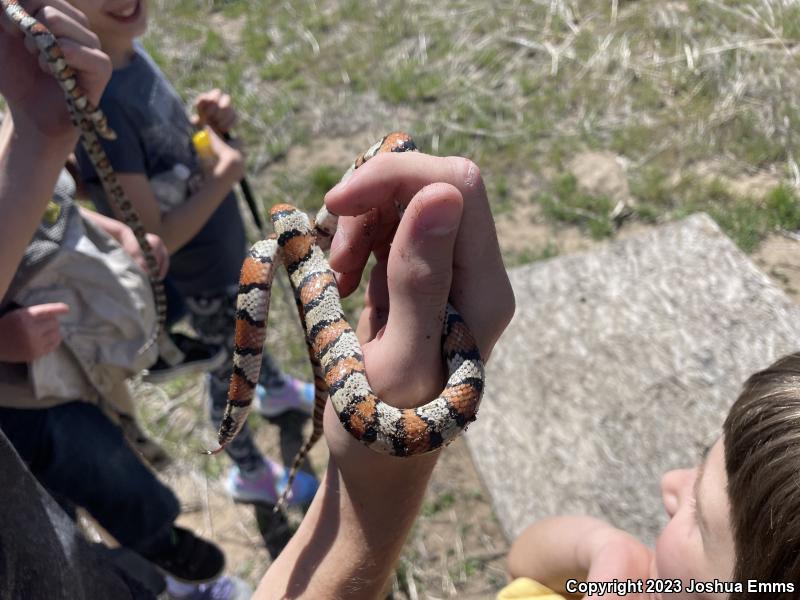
top-left (211, 133), bottom-right (485, 511)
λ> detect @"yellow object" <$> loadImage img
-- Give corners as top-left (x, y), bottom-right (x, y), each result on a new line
top-left (43, 200), bottom-right (61, 224)
top-left (497, 577), bottom-right (567, 600)
top-left (192, 129), bottom-right (217, 169)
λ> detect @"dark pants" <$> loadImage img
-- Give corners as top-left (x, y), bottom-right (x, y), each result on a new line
top-left (0, 401), bottom-right (180, 554)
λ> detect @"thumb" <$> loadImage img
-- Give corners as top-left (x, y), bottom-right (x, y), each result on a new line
top-left (28, 303), bottom-right (70, 319)
top-left (370, 183), bottom-right (463, 406)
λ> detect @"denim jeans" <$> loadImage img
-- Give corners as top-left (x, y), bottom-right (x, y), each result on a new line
top-left (0, 401), bottom-right (180, 553)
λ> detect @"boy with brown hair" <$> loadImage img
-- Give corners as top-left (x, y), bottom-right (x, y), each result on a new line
top-left (504, 352), bottom-right (800, 599)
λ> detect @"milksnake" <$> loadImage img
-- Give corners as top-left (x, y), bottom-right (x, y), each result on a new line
top-left (211, 132), bottom-right (486, 510)
top-left (2, 0), bottom-right (166, 352)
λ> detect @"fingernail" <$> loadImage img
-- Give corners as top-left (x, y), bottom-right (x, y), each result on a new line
top-left (418, 199), bottom-right (460, 236)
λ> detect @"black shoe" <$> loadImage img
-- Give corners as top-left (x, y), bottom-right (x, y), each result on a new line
top-left (143, 333), bottom-right (227, 383)
top-left (144, 526), bottom-right (225, 584)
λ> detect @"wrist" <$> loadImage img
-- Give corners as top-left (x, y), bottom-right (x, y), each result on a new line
top-left (324, 404), bottom-right (440, 497)
top-left (6, 109), bottom-right (78, 155)
top-left (0, 322), bottom-right (23, 363)
top-left (213, 151), bottom-right (244, 184)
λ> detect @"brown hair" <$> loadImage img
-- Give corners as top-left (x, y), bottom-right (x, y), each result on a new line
top-left (724, 352), bottom-right (800, 598)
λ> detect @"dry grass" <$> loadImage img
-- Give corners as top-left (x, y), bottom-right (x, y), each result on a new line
top-left (142, 0), bottom-right (800, 257)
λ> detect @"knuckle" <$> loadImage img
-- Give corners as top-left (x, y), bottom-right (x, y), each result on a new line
top-left (74, 9), bottom-right (90, 28)
top-left (86, 30), bottom-right (101, 49)
top-left (39, 6), bottom-right (64, 29)
top-left (368, 151), bottom-right (394, 170)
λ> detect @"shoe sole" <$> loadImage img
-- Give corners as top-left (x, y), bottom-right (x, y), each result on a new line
top-left (228, 493), bottom-right (316, 507)
top-left (225, 478), bottom-right (318, 507)
top-left (224, 482), bottom-right (277, 506)
top-left (142, 349), bottom-right (228, 384)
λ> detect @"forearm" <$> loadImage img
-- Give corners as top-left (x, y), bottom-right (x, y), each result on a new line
top-left (0, 329), bottom-right (21, 363)
top-left (157, 172), bottom-right (238, 252)
top-left (507, 516), bottom-right (615, 592)
top-left (0, 115), bottom-right (76, 297)
top-left (256, 408), bottom-right (439, 599)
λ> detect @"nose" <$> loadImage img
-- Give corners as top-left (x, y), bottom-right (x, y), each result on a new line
top-left (661, 468), bottom-right (695, 518)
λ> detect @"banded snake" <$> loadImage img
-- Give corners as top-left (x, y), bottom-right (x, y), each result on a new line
top-left (2, 0), bottom-right (166, 352)
top-left (211, 132), bottom-right (486, 510)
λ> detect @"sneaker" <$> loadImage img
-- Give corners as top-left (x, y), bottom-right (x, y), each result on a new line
top-left (143, 333), bottom-right (227, 383)
top-left (256, 376), bottom-right (315, 418)
top-left (225, 458), bottom-right (319, 506)
top-left (166, 575), bottom-right (253, 600)
top-left (145, 526), bottom-right (225, 584)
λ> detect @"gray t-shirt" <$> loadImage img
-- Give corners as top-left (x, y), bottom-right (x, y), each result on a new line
top-left (75, 44), bottom-right (246, 297)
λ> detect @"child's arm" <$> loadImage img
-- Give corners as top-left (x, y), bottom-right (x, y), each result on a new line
top-left (110, 127), bottom-right (244, 253)
top-left (507, 516), bottom-right (652, 595)
top-left (0, 303), bottom-right (70, 363)
top-left (255, 153), bottom-right (515, 599)
top-left (78, 206), bottom-right (169, 279)
top-left (0, 1), bottom-right (111, 298)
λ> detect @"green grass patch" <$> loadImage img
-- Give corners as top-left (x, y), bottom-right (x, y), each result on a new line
top-left (538, 174), bottom-right (615, 239)
top-left (422, 491), bottom-right (456, 516)
top-left (765, 185), bottom-right (800, 230)
top-left (631, 171), bottom-right (800, 253)
top-left (508, 241), bottom-right (560, 268)
top-left (309, 166), bottom-right (342, 199)
top-left (378, 62), bottom-right (444, 104)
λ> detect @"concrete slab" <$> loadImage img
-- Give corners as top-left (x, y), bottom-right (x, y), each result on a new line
top-left (467, 214), bottom-right (800, 545)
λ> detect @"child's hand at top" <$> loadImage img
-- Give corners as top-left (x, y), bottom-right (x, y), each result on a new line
top-left (0, 0), bottom-right (111, 143)
top-left (193, 88), bottom-right (237, 136)
top-left (0, 303), bottom-right (70, 363)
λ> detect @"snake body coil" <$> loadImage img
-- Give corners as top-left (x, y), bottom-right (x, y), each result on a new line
top-left (213, 133), bottom-right (485, 510)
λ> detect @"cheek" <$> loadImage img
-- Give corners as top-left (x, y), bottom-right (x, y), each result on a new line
top-left (655, 518), bottom-right (696, 583)
top-left (134, 1), bottom-right (148, 35)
